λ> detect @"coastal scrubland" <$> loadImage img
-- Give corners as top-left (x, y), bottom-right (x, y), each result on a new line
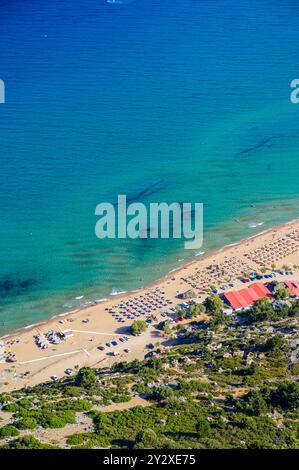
top-left (0, 294), bottom-right (298, 449)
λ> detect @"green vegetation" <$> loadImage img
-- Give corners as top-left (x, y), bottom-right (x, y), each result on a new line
top-left (0, 295), bottom-right (299, 449)
top-left (75, 367), bottom-right (97, 387)
top-left (130, 320), bottom-right (147, 335)
top-left (274, 287), bottom-right (290, 300)
top-left (204, 295), bottom-right (224, 315)
top-left (0, 425), bottom-right (19, 439)
top-left (243, 297), bottom-right (299, 323)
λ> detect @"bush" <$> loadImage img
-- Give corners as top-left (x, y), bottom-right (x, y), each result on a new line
top-left (2, 403), bottom-right (19, 413)
top-left (134, 428), bottom-right (159, 449)
top-left (131, 320), bottom-right (147, 336)
top-left (9, 435), bottom-right (55, 449)
top-left (263, 335), bottom-right (286, 356)
top-left (239, 390), bottom-right (268, 416)
top-left (15, 417), bottom-right (37, 430)
top-left (270, 382), bottom-right (299, 410)
top-left (67, 433), bottom-right (87, 446)
top-left (0, 425), bottom-right (20, 439)
top-left (0, 395), bottom-right (12, 404)
top-left (152, 386), bottom-right (174, 401)
top-left (290, 363), bottom-right (299, 375)
top-left (274, 287), bottom-right (290, 300)
top-left (54, 399), bottom-right (92, 412)
top-left (38, 410), bottom-right (76, 429)
top-left (63, 386), bottom-right (84, 397)
top-left (112, 395), bottom-right (131, 404)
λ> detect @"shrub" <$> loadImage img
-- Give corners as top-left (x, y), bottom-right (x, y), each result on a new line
top-left (240, 390), bottom-right (268, 416)
top-left (63, 386), bottom-right (84, 397)
top-left (0, 395), bottom-right (12, 404)
top-left (54, 399), bottom-right (92, 412)
top-left (67, 433), bottom-right (87, 446)
top-left (0, 425), bottom-right (20, 438)
top-left (2, 403), bottom-right (19, 413)
top-left (152, 386), bottom-right (174, 401)
top-left (270, 382), bottom-right (299, 410)
top-left (75, 367), bottom-right (97, 387)
top-left (15, 417), bottom-right (37, 430)
top-left (38, 410), bottom-right (76, 428)
top-left (134, 428), bottom-right (159, 449)
top-left (9, 435), bottom-right (55, 449)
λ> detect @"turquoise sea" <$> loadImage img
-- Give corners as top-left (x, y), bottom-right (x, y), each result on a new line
top-left (0, 0), bottom-right (299, 334)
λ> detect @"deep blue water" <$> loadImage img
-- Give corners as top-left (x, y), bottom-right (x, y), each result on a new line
top-left (1, 0), bottom-right (299, 334)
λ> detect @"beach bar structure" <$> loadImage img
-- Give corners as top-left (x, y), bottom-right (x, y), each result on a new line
top-left (284, 280), bottom-right (299, 298)
top-left (224, 283), bottom-right (272, 311)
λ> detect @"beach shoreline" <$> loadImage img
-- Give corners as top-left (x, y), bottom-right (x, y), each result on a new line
top-left (0, 217), bottom-right (296, 341)
top-left (2, 216), bottom-right (299, 392)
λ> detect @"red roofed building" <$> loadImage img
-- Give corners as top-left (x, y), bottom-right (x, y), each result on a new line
top-left (224, 283), bottom-right (272, 310)
top-left (284, 280), bottom-right (299, 298)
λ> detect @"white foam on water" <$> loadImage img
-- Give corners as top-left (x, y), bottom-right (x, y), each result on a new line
top-left (248, 221), bottom-right (265, 228)
top-left (110, 289), bottom-right (127, 296)
top-left (195, 251), bottom-right (205, 257)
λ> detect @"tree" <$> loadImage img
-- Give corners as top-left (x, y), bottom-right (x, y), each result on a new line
top-left (134, 428), bottom-right (159, 449)
top-left (209, 312), bottom-right (228, 330)
top-left (248, 298), bottom-right (274, 322)
top-left (75, 367), bottom-right (96, 387)
top-left (177, 308), bottom-right (187, 319)
top-left (274, 287), bottom-right (290, 300)
top-left (242, 390), bottom-right (268, 416)
top-left (189, 303), bottom-right (206, 318)
top-left (130, 320), bottom-right (147, 336)
top-left (162, 321), bottom-right (172, 336)
top-left (204, 295), bottom-right (224, 315)
top-left (225, 393), bottom-right (234, 404)
top-left (270, 382), bottom-right (299, 410)
top-left (9, 435), bottom-right (54, 449)
top-left (263, 335), bottom-right (286, 356)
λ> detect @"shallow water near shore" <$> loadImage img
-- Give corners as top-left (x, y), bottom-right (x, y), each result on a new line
top-left (1, 0), bottom-right (299, 335)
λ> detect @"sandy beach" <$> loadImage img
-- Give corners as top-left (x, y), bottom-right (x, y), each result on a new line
top-left (2, 218), bottom-right (299, 392)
